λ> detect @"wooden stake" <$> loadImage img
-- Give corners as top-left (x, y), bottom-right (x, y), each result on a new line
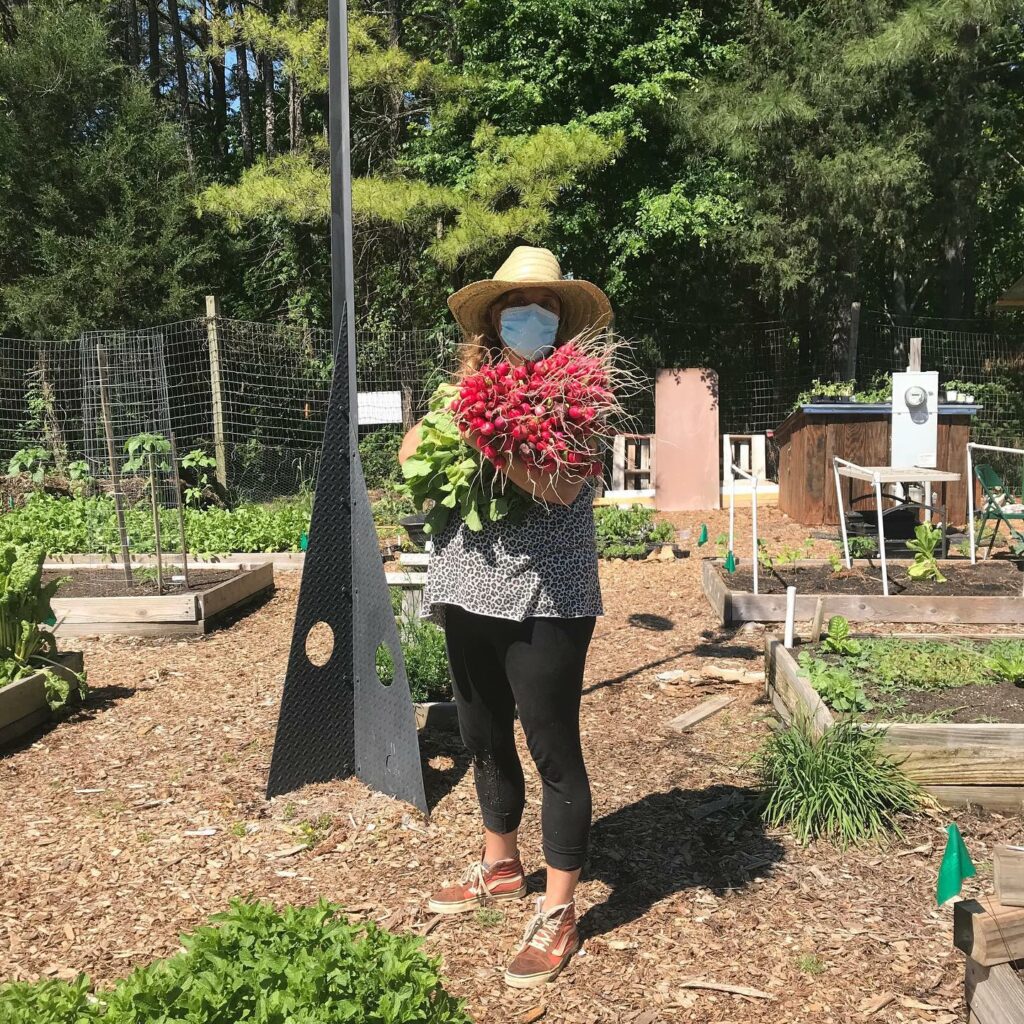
top-left (810, 597), bottom-right (826, 643)
top-left (909, 336), bottom-right (923, 372)
top-left (96, 345), bottom-right (133, 587)
top-left (148, 453), bottom-right (164, 594)
top-left (206, 294), bottom-right (228, 491)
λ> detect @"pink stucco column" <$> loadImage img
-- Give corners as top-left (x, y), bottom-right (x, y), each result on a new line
top-left (654, 368), bottom-right (720, 511)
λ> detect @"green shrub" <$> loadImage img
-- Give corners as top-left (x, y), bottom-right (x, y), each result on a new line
top-left (755, 717), bottom-right (922, 847)
top-left (359, 428), bottom-right (403, 490)
top-left (0, 493), bottom-right (312, 555)
top-left (593, 505), bottom-right (674, 558)
top-left (0, 900), bottom-right (469, 1024)
top-left (376, 616), bottom-right (451, 703)
top-left (373, 491), bottom-right (415, 527)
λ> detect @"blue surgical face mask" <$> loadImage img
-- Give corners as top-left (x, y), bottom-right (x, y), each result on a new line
top-left (499, 303), bottom-right (560, 360)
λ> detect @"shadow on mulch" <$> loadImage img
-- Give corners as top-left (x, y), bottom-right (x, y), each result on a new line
top-left (554, 784), bottom-right (784, 940)
top-left (205, 587), bottom-right (277, 632)
top-left (584, 645), bottom-right (693, 694)
top-left (627, 613), bottom-right (675, 632)
top-left (420, 735), bottom-right (471, 813)
top-left (0, 684), bottom-right (136, 758)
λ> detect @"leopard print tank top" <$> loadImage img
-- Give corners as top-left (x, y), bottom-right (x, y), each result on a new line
top-left (421, 479), bottom-right (604, 628)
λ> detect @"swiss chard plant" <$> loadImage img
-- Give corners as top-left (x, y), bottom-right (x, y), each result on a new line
top-left (821, 615), bottom-right (861, 656)
top-left (0, 544), bottom-right (85, 709)
top-left (906, 522), bottom-right (947, 582)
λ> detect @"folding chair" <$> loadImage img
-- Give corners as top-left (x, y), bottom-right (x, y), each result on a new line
top-left (973, 462), bottom-right (1024, 557)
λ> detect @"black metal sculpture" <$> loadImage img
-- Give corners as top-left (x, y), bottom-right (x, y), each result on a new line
top-left (266, 0), bottom-right (427, 812)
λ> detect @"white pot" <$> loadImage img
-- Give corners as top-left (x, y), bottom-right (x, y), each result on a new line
top-left (946, 390), bottom-right (959, 402)
top-left (964, 394), bottom-right (975, 404)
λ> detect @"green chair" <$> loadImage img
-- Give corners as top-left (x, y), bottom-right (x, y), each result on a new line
top-left (973, 462), bottom-right (1024, 557)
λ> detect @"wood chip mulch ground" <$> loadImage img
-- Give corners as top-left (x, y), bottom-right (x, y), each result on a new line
top-left (3, 507), bottom-right (1023, 1024)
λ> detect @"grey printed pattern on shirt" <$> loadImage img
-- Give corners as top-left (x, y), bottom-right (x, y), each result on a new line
top-left (421, 479), bottom-right (604, 628)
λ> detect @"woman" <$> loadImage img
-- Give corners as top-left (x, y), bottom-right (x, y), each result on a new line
top-left (398, 245), bottom-right (612, 989)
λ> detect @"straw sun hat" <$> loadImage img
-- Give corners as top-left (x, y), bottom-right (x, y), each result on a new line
top-left (447, 246), bottom-right (613, 342)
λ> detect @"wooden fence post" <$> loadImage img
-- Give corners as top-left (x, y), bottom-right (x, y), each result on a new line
top-left (848, 301), bottom-right (861, 381)
top-left (205, 295), bottom-right (228, 491)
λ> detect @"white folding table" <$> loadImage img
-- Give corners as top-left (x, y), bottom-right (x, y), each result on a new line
top-left (832, 458), bottom-right (961, 595)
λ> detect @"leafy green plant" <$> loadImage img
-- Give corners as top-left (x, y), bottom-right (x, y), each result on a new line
top-left (401, 384), bottom-right (526, 534)
top-left (906, 522), bottom-right (947, 582)
top-left (66, 459), bottom-right (93, 495)
top-left (181, 448), bottom-right (217, 507)
top-left (373, 491), bottom-right (415, 528)
top-left (847, 536), bottom-right (878, 559)
top-left (0, 544), bottom-right (85, 710)
top-left (858, 638), bottom-right (990, 692)
top-left (762, 539), bottom-right (813, 568)
top-left (795, 378), bottom-right (855, 406)
top-left (755, 717), bottom-right (922, 847)
top-left (984, 640), bottom-right (1024, 684)
top-left (714, 532), bottom-right (730, 557)
top-left (0, 900), bottom-right (469, 1023)
top-left (375, 616), bottom-right (452, 703)
top-left (132, 565), bottom-right (159, 586)
top-left (594, 504), bottom-right (674, 558)
top-left (359, 428), bottom-right (403, 490)
top-left (821, 615), bottom-right (860, 656)
top-left (7, 445), bottom-right (52, 485)
top-left (827, 549), bottom-right (844, 574)
top-left (853, 372), bottom-right (893, 404)
top-left (122, 432), bottom-right (171, 474)
top-left (798, 652), bottom-right (872, 713)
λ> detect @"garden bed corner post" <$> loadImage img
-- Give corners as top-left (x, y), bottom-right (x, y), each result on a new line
top-left (266, 0), bottom-right (427, 813)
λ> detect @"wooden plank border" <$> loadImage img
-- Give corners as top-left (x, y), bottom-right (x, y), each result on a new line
top-left (48, 563), bottom-right (274, 636)
top-left (703, 558), bottom-right (1024, 625)
top-left (764, 635), bottom-right (1024, 807)
top-left (0, 652), bottom-right (85, 747)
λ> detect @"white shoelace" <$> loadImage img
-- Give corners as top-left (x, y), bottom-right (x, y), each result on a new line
top-left (459, 860), bottom-right (490, 896)
top-left (521, 897), bottom-right (570, 951)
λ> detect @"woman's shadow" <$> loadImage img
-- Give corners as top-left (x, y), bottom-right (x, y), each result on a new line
top-left (527, 784), bottom-right (785, 939)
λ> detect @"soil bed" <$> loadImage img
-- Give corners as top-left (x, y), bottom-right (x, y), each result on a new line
top-left (727, 559), bottom-right (1022, 597)
top-left (45, 567), bottom-right (239, 599)
top-left (804, 640), bottom-right (1024, 724)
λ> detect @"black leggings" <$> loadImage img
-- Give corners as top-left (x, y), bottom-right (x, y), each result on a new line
top-left (443, 605), bottom-right (596, 872)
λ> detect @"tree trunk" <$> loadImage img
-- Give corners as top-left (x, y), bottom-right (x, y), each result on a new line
top-left (287, 0), bottom-right (301, 149)
top-left (168, 0), bottom-right (195, 171)
top-left (127, 0), bottom-right (141, 66)
top-left (147, 0), bottom-right (161, 97)
top-left (210, 0), bottom-right (227, 160)
top-left (261, 52), bottom-right (276, 158)
top-left (235, 41), bottom-right (255, 165)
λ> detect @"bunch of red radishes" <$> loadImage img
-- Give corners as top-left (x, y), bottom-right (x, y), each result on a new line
top-left (449, 341), bottom-right (614, 479)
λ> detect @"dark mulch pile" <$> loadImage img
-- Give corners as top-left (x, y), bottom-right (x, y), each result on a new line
top-left (726, 559), bottom-right (1023, 597)
top-left (45, 567), bottom-right (240, 598)
top-left (2, 509), bottom-right (1019, 1023)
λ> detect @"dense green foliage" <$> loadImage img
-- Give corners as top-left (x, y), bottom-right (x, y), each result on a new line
top-left (0, 900), bottom-right (469, 1023)
top-left (0, 544), bottom-right (83, 709)
top-left (756, 717), bottom-right (923, 846)
top-left (359, 428), bottom-right (403, 491)
top-left (2, 0), bottom-right (1022, 342)
top-left (0, 494), bottom-right (311, 555)
top-left (376, 615), bottom-right (451, 703)
top-left (593, 505), bottom-right (674, 558)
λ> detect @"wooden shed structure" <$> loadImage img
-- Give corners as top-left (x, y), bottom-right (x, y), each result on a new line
top-left (775, 402), bottom-right (979, 526)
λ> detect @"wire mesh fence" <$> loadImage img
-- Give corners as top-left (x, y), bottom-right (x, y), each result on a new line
top-left (4, 302), bottom-right (1024, 586)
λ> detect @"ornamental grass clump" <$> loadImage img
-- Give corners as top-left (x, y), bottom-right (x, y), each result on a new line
top-left (755, 717), bottom-right (923, 847)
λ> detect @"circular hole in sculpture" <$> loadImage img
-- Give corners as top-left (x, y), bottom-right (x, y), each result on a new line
top-left (375, 642), bottom-right (395, 686)
top-left (305, 621), bottom-right (334, 667)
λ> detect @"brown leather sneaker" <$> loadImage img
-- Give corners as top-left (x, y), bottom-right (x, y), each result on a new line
top-left (504, 896), bottom-right (580, 988)
top-left (427, 851), bottom-right (528, 915)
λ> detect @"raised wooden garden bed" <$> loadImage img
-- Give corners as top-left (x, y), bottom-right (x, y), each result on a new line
top-left (765, 635), bottom-right (1024, 810)
top-left (954, 897), bottom-right (1024, 1022)
top-left (46, 561), bottom-right (275, 636)
top-left (0, 652), bottom-right (84, 747)
top-left (704, 557), bottom-right (1024, 625)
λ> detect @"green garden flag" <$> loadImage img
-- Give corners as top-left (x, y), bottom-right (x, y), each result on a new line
top-left (936, 823), bottom-right (975, 905)
top-left (698, 523), bottom-right (709, 546)
top-left (300, 532), bottom-right (309, 551)
top-left (724, 550), bottom-right (736, 573)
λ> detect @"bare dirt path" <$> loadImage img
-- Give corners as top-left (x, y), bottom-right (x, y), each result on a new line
top-left (1, 508), bottom-right (1020, 1023)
